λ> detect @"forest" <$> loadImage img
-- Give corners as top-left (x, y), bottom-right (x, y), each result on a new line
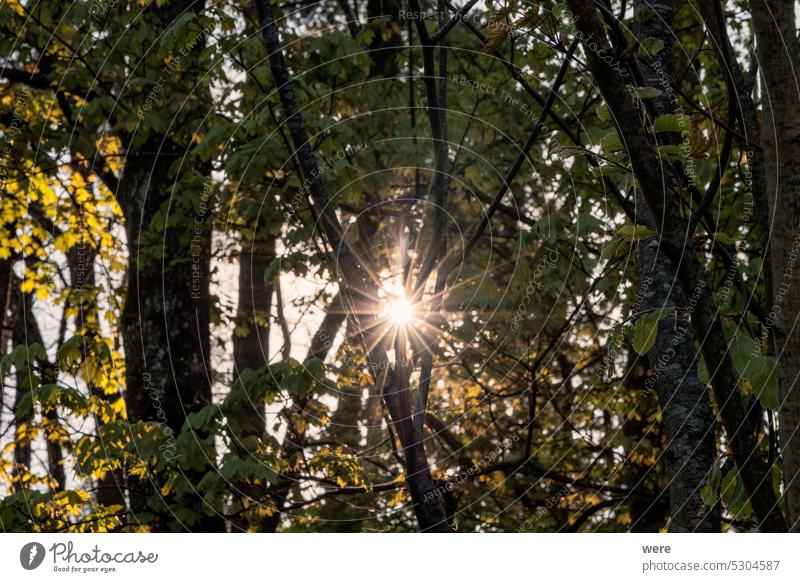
top-left (1, 0), bottom-right (800, 534)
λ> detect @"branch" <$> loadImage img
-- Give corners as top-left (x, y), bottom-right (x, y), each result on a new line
top-left (430, 0), bottom-right (480, 44)
top-left (439, 39), bottom-right (579, 280)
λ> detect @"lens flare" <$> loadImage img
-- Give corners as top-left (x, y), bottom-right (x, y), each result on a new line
top-left (383, 295), bottom-right (415, 327)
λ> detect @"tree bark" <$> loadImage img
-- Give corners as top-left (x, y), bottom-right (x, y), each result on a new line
top-left (631, 0), bottom-right (719, 532)
top-left (229, 233), bottom-right (275, 531)
top-left (119, 152), bottom-right (222, 532)
top-left (119, 154), bottom-right (214, 433)
top-left (749, 0), bottom-right (800, 531)
top-left (233, 234), bottom-right (276, 434)
top-left (10, 284), bottom-right (33, 492)
top-left (11, 279), bottom-right (65, 492)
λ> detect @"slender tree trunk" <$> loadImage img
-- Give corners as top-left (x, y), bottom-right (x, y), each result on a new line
top-left (366, 0), bottom-right (402, 78)
top-left (233, 235), bottom-right (276, 434)
top-left (230, 233), bottom-right (275, 531)
top-left (0, 257), bottom-right (13, 416)
top-left (11, 279), bottom-right (65, 491)
top-left (67, 240), bottom-right (125, 506)
top-left (697, 0), bottom-right (773, 308)
top-left (622, 350), bottom-right (670, 532)
top-left (0, 257), bottom-right (12, 349)
top-left (749, 0), bottom-right (800, 531)
top-left (10, 287), bottom-right (32, 492)
top-left (630, 0), bottom-right (719, 532)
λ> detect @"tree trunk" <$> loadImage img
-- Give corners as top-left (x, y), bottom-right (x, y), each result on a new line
top-left (10, 286), bottom-right (32, 492)
top-left (11, 280), bottom-right (65, 491)
top-left (233, 235), bottom-right (276, 432)
top-left (230, 233), bottom-right (275, 531)
top-left (119, 152), bottom-right (222, 531)
top-left (750, 0), bottom-right (800, 531)
top-left (120, 154), bottom-right (214, 430)
top-left (66, 240), bottom-right (125, 506)
top-left (630, 0), bottom-right (719, 532)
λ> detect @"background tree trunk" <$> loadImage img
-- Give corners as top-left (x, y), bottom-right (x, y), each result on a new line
top-left (750, 0), bottom-right (800, 531)
top-left (119, 152), bottom-right (222, 532)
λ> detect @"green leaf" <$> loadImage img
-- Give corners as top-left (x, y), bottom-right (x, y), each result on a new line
top-left (628, 86), bottom-right (662, 99)
top-left (653, 114), bottom-right (690, 133)
top-left (58, 336), bottom-right (85, 367)
top-left (632, 307), bottom-right (675, 355)
top-left (577, 211), bottom-right (604, 235)
top-left (176, 432), bottom-right (214, 472)
top-left (697, 356), bottom-right (710, 384)
top-left (601, 132), bottom-right (623, 152)
top-left (15, 391), bottom-right (34, 420)
top-left (721, 467), bottom-right (752, 519)
top-left (28, 343), bottom-right (47, 362)
top-left (728, 331), bottom-right (779, 410)
top-left (186, 405), bottom-right (220, 431)
top-left (194, 123), bottom-right (229, 162)
top-left (600, 237), bottom-right (626, 261)
top-left (616, 224), bottom-right (657, 241)
top-left (639, 37), bottom-right (665, 56)
top-left (701, 460), bottom-right (721, 508)
top-left (159, 11), bottom-right (196, 48)
top-left (632, 315), bottom-right (658, 355)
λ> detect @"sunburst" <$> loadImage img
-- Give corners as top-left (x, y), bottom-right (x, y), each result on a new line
top-left (382, 293), bottom-right (416, 327)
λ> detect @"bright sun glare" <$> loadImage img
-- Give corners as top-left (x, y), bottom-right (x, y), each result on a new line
top-left (384, 295), bottom-right (415, 327)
